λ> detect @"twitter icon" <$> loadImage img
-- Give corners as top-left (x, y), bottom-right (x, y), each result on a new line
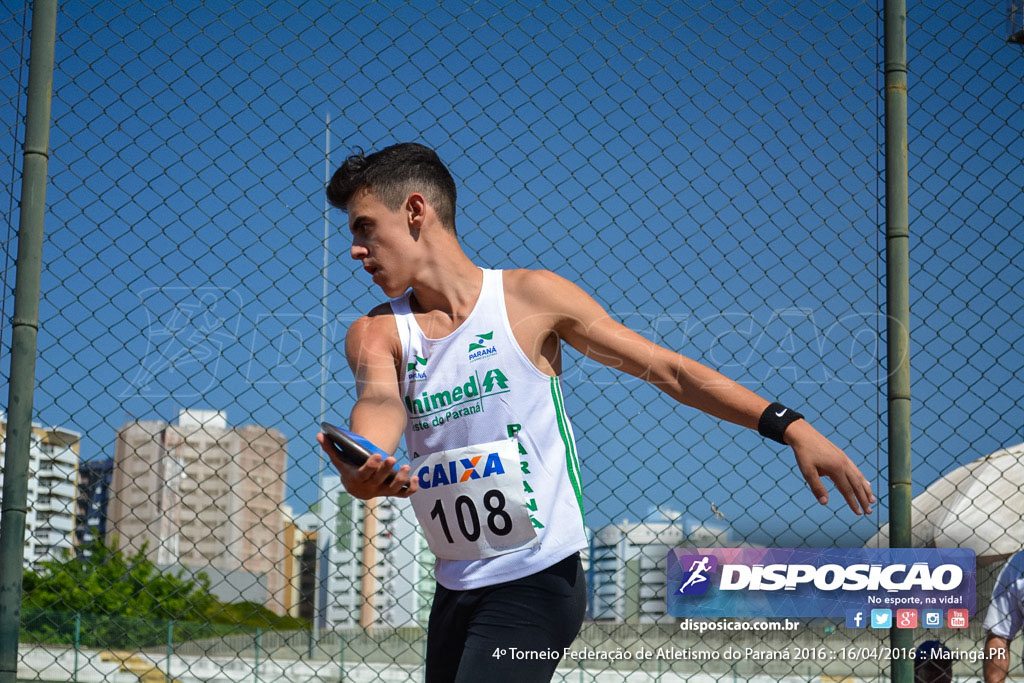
top-left (871, 609), bottom-right (892, 629)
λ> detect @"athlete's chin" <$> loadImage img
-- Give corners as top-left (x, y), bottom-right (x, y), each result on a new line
top-left (378, 279), bottom-right (408, 298)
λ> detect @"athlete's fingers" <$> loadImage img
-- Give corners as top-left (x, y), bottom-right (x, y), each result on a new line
top-left (366, 456), bottom-right (399, 486)
top-left (796, 457), bottom-right (829, 506)
top-left (386, 466), bottom-right (419, 498)
top-left (356, 453), bottom-right (390, 483)
top-left (837, 456), bottom-right (874, 515)
top-left (398, 475), bottom-right (420, 497)
top-left (854, 473), bottom-right (875, 514)
top-left (833, 471), bottom-right (864, 516)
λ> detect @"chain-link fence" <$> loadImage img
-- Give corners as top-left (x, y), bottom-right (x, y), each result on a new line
top-left (1, 1), bottom-right (1022, 681)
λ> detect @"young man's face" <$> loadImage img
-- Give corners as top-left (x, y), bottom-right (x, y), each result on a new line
top-left (347, 188), bottom-right (414, 297)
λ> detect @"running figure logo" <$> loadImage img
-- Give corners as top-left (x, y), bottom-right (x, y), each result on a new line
top-left (677, 554), bottom-right (718, 596)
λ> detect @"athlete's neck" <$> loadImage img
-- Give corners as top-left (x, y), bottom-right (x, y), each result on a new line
top-left (408, 249), bottom-right (483, 319)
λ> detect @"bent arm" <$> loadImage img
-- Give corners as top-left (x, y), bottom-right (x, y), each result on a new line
top-left (525, 270), bottom-right (874, 515)
top-left (317, 310), bottom-right (418, 500)
top-left (345, 313), bottom-right (407, 454)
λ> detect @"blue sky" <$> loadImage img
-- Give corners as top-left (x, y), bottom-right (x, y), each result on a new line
top-left (1, 0), bottom-right (1021, 548)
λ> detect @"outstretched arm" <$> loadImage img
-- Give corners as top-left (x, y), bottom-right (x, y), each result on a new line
top-left (316, 307), bottom-right (419, 499)
top-left (521, 270), bottom-right (875, 515)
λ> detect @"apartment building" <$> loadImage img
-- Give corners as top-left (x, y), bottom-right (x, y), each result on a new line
top-left (0, 415), bottom-right (81, 568)
top-left (75, 457), bottom-right (114, 554)
top-left (108, 409), bottom-right (288, 613)
top-left (317, 475), bottom-right (433, 629)
top-left (589, 511), bottom-right (734, 623)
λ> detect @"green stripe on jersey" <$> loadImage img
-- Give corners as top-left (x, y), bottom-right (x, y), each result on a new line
top-left (550, 376), bottom-right (585, 525)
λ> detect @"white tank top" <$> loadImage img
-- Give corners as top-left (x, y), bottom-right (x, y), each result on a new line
top-left (390, 268), bottom-right (588, 590)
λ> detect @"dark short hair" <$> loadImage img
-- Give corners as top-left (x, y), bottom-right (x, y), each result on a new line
top-left (326, 142), bottom-right (457, 233)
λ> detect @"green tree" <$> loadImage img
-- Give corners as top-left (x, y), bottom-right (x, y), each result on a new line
top-left (21, 538), bottom-right (222, 647)
top-left (21, 538), bottom-right (307, 647)
top-left (22, 537), bottom-right (215, 622)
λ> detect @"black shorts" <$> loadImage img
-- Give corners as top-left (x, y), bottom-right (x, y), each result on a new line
top-left (425, 552), bottom-right (587, 683)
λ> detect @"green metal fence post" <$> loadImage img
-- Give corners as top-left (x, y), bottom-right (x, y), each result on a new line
top-left (254, 627), bottom-right (261, 683)
top-left (884, 0), bottom-right (912, 682)
top-left (0, 3), bottom-right (58, 682)
top-left (73, 613), bottom-right (80, 683)
top-left (339, 631), bottom-right (345, 682)
top-left (166, 620), bottom-right (173, 683)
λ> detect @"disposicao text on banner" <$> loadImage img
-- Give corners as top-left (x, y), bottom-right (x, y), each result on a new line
top-left (666, 548), bottom-right (975, 618)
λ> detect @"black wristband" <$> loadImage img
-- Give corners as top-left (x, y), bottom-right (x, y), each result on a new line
top-left (758, 402), bottom-right (804, 444)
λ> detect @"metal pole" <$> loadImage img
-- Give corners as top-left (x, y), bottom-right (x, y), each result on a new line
top-left (339, 630), bottom-right (346, 682)
top-left (314, 111), bottom-right (330, 649)
top-left (254, 627), bottom-right (261, 683)
top-left (884, 0), bottom-right (912, 681)
top-left (0, 3), bottom-right (57, 682)
top-left (73, 613), bottom-right (80, 683)
top-left (166, 620), bottom-right (173, 683)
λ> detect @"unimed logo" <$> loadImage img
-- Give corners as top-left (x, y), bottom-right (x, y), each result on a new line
top-left (676, 554), bottom-right (718, 596)
top-left (404, 368), bottom-right (509, 416)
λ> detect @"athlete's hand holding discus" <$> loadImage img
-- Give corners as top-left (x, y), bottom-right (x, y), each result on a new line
top-left (315, 423), bottom-right (419, 499)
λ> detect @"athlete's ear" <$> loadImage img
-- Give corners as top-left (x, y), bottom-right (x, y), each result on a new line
top-left (406, 193), bottom-right (427, 234)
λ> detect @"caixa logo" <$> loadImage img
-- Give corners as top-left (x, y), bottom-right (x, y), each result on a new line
top-left (417, 452), bottom-right (506, 489)
top-left (676, 554), bottom-right (719, 596)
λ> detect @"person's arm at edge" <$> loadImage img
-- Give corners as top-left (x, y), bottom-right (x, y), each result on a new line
top-left (316, 308), bottom-right (419, 500)
top-left (519, 269), bottom-right (875, 515)
top-left (984, 633), bottom-right (1011, 683)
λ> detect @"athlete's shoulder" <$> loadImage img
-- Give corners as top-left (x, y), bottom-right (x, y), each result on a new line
top-left (503, 268), bottom-right (596, 311)
top-left (346, 302), bottom-right (400, 358)
top-left (502, 268), bottom-right (578, 298)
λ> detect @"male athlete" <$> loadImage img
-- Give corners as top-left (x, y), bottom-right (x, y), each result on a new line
top-left (317, 142), bottom-right (875, 683)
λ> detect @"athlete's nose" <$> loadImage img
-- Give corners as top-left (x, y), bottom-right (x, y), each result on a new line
top-left (350, 239), bottom-right (368, 260)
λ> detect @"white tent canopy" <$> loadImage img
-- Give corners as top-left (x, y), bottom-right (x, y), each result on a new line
top-left (867, 441), bottom-right (1024, 564)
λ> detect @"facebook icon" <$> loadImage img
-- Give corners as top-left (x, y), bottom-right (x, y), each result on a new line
top-left (845, 609), bottom-right (866, 629)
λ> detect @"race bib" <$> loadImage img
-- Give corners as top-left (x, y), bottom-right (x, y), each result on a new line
top-left (410, 438), bottom-right (538, 560)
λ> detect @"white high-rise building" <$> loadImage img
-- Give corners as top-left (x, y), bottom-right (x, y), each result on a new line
top-left (588, 509), bottom-right (736, 623)
top-left (317, 475), bottom-right (433, 628)
top-left (0, 415), bottom-right (81, 568)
